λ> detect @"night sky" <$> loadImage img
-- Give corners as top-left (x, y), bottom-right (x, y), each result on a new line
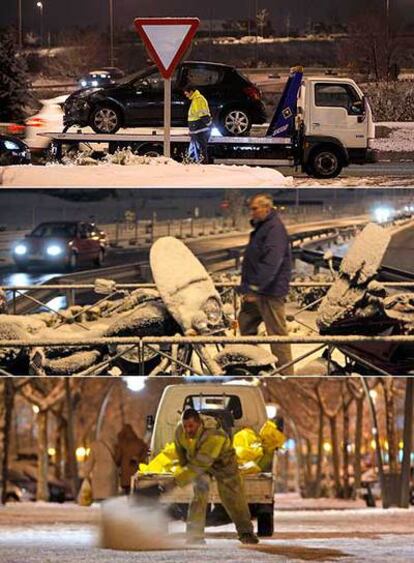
top-left (0, 0), bottom-right (412, 34)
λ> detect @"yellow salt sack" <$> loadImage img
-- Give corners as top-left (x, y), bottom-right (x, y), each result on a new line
top-left (162, 442), bottom-right (178, 461)
top-left (233, 428), bottom-right (263, 464)
top-left (260, 420), bottom-right (286, 452)
top-left (138, 442), bottom-right (180, 475)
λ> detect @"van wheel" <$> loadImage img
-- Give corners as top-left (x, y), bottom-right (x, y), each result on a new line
top-left (257, 505), bottom-right (274, 537)
top-left (307, 147), bottom-right (343, 179)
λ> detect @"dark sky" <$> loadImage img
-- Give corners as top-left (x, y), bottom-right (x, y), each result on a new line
top-left (0, 0), bottom-right (411, 34)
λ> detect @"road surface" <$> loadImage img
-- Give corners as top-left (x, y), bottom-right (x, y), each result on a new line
top-left (0, 501), bottom-right (413, 562)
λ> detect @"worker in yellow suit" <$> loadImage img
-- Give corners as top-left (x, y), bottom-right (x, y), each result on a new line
top-left (184, 84), bottom-right (212, 164)
top-left (173, 408), bottom-right (259, 545)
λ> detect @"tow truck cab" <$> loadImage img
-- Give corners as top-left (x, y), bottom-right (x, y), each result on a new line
top-left (297, 76), bottom-right (375, 177)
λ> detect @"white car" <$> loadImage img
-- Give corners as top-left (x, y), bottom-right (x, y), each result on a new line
top-left (25, 95), bottom-right (67, 152)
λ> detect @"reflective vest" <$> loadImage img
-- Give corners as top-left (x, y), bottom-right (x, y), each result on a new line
top-left (174, 415), bottom-right (238, 487)
top-left (188, 90), bottom-right (212, 134)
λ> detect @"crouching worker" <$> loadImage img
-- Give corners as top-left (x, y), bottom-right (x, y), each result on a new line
top-left (171, 408), bottom-right (259, 545)
top-left (184, 84), bottom-right (212, 164)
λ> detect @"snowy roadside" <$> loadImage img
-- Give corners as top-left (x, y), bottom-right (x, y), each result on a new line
top-left (0, 161), bottom-right (293, 188)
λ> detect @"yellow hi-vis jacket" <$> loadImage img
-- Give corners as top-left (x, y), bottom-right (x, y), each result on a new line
top-left (187, 90), bottom-right (212, 134)
top-left (174, 415), bottom-right (238, 487)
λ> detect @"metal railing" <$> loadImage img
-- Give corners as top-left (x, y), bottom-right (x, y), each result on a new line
top-left (1, 280), bottom-right (413, 377)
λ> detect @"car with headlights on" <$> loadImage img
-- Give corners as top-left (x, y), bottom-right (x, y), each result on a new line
top-left (64, 61), bottom-right (266, 136)
top-left (12, 221), bottom-right (107, 272)
top-left (0, 134), bottom-right (31, 165)
top-left (78, 67), bottom-right (125, 89)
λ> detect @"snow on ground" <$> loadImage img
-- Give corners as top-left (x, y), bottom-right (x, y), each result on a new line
top-left (372, 125), bottom-right (414, 153)
top-left (0, 161), bottom-right (292, 188)
top-left (0, 500), bottom-right (413, 562)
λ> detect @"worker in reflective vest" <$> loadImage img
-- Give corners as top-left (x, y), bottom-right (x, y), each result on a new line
top-left (173, 408), bottom-right (259, 545)
top-left (184, 84), bottom-right (212, 164)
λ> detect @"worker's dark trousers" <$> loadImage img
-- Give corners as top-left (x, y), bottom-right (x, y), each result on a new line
top-left (189, 130), bottom-right (211, 164)
top-left (187, 474), bottom-right (254, 540)
top-left (238, 295), bottom-right (294, 375)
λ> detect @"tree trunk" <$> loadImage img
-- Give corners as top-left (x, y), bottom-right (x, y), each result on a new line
top-left (383, 379), bottom-right (398, 473)
top-left (329, 415), bottom-right (341, 498)
top-left (314, 405), bottom-right (324, 498)
top-left (342, 399), bottom-right (351, 499)
top-left (400, 378), bottom-right (414, 508)
top-left (37, 410), bottom-right (49, 501)
top-left (353, 397), bottom-right (364, 498)
top-left (64, 379), bottom-right (80, 497)
top-left (0, 380), bottom-right (14, 505)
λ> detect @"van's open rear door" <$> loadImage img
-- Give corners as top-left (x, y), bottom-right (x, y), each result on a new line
top-left (266, 67), bottom-right (303, 138)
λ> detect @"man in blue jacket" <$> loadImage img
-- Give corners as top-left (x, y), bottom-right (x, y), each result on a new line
top-left (238, 193), bottom-right (293, 375)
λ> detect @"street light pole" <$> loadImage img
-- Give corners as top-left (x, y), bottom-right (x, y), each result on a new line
top-left (109, 0), bottom-right (114, 67)
top-left (36, 2), bottom-right (44, 47)
top-left (18, 0), bottom-right (22, 49)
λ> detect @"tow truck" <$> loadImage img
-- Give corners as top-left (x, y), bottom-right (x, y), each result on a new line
top-left (132, 382), bottom-right (277, 536)
top-left (42, 67), bottom-right (376, 179)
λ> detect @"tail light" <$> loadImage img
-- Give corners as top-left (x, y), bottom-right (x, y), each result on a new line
top-left (6, 123), bottom-right (25, 135)
top-left (25, 117), bottom-right (46, 127)
top-left (243, 86), bottom-right (262, 101)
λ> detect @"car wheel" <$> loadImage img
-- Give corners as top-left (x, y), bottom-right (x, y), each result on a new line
top-left (94, 249), bottom-right (105, 267)
top-left (91, 106), bottom-right (121, 134)
top-left (220, 109), bottom-right (251, 136)
top-left (307, 147), bottom-right (343, 179)
top-left (66, 252), bottom-right (78, 271)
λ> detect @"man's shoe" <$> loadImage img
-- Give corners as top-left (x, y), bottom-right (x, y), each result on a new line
top-left (239, 533), bottom-right (259, 545)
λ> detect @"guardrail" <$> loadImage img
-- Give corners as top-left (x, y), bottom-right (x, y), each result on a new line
top-left (0, 334), bottom-right (412, 377)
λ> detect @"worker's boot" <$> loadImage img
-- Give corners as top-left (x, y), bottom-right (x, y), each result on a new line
top-left (238, 532), bottom-right (259, 545)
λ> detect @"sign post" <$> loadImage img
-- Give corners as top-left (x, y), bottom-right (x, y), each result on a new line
top-left (134, 17), bottom-right (200, 159)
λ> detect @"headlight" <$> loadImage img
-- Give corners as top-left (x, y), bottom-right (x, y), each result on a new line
top-left (80, 80), bottom-right (87, 87)
top-left (46, 245), bottom-right (63, 256)
top-left (4, 140), bottom-right (20, 151)
top-left (92, 80), bottom-right (98, 87)
top-left (202, 297), bottom-right (222, 326)
top-left (14, 244), bottom-right (27, 256)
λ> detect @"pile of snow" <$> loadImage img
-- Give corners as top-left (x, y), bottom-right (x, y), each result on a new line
top-left (0, 161), bottom-right (292, 188)
top-left (373, 124), bottom-right (414, 153)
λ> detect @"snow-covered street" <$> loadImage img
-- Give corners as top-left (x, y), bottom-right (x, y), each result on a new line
top-left (0, 499), bottom-right (413, 562)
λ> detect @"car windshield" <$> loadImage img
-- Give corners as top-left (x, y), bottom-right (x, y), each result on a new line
top-left (30, 223), bottom-right (77, 238)
top-left (120, 67), bottom-right (157, 86)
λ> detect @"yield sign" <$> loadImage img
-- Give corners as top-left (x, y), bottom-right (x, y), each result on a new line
top-left (134, 18), bottom-right (200, 79)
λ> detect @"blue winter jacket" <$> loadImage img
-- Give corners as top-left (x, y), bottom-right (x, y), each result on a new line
top-left (240, 209), bottom-right (292, 298)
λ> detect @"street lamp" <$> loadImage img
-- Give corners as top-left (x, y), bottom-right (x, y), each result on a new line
top-left (36, 1), bottom-right (44, 47)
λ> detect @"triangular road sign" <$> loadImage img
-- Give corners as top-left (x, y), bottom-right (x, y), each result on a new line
top-left (134, 18), bottom-right (200, 79)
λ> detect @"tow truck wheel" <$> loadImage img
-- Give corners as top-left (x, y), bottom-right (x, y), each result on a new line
top-left (307, 147), bottom-right (343, 179)
top-left (257, 505), bottom-right (274, 537)
top-left (220, 109), bottom-right (251, 136)
top-left (91, 105), bottom-right (121, 134)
